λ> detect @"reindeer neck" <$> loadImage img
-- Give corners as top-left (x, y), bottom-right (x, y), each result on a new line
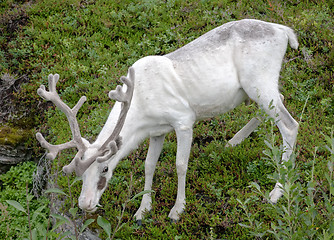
top-left (93, 101), bottom-right (148, 167)
top-left (93, 102), bottom-right (122, 147)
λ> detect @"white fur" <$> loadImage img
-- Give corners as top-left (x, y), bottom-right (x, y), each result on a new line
top-left (78, 19), bottom-right (299, 221)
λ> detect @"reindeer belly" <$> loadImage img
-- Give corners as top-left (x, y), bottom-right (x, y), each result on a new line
top-left (190, 86), bottom-right (247, 120)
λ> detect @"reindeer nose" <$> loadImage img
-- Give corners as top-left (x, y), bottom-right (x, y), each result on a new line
top-left (79, 196), bottom-right (93, 211)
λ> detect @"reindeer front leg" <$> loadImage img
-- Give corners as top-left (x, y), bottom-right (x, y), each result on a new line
top-left (134, 135), bottom-right (165, 224)
top-left (168, 126), bottom-right (193, 222)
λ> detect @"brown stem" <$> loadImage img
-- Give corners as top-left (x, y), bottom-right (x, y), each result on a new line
top-left (67, 175), bottom-right (79, 239)
top-left (26, 182), bottom-right (32, 240)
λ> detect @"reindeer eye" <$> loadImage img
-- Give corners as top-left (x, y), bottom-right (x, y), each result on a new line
top-left (102, 166), bottom-right (109, 174)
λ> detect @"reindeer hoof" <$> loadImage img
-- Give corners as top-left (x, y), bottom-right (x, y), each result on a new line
top-left (170, 218), bottom-right (178, 224)
top-left (136, 220), bottom-right (142, 226)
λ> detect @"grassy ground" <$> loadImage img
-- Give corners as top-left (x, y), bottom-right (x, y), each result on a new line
top-left (0, 0), bottom-right (333, 239)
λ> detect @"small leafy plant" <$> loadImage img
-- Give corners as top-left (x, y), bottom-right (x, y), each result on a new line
top-left (237, 126), bottom-right (334, 239)
top-left (97, 173), bottom-right (154, 239)
top-left (0, 162), bottom-right (50, 239)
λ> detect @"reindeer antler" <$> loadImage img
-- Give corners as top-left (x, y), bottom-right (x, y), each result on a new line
top-left (96, 67), bottom-right (135, 163)
top-left (37, 69), bottom-right (135, 176)
top-left (36, 74), bottom-right (87, 175)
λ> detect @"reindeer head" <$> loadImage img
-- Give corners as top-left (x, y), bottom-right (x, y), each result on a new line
top-left (36, 68), bottom-right (134, 212)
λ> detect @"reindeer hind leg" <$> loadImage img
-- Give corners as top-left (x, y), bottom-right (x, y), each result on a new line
top-left (226, 94), bottom-right (285, 147)
top-left (241, 78), bottom-right (298, 203)
top-left (225, 117), bottom-right (261, 147)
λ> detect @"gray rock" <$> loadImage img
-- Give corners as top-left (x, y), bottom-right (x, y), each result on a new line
top-left (0, 144), bottom-right (31, 173)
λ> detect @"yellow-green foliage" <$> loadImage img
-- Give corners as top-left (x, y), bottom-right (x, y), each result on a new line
top-left (0, 0), bottom-right (333, 239)
top-left (0, 126), bottom-right (30, 146)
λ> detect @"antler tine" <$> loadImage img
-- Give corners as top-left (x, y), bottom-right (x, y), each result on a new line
top-left (37, 74), bottom-right (87, 174)
top-left (97, 67), bottom-right (135, 162)
top-left (62, 148), bottom-right (87, 176)
top-left (36, 132), bottom-right (76, 160)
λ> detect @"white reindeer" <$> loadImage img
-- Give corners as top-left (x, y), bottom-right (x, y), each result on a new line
top-left (37, 19), bottom-right (299, 222)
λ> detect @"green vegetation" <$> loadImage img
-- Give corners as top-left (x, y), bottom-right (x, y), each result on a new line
top-left (238, 122), bottom-right (334, 240)
top-left (0, 0), bottom-right (333, 239)
top-left (0, 126), bottom-right (31, 146)
top-left (0, 161), bottom-right (49, 239)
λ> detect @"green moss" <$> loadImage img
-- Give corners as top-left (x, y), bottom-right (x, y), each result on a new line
top-left (0, 125), bottom-right (31, 147)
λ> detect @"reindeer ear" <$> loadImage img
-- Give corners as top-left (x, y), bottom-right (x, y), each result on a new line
top-left (96, 141), bottom-right (118, 163)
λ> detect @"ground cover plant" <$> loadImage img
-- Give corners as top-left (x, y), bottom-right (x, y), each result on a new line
top-left (0, 0), bottom-right (333, 239)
